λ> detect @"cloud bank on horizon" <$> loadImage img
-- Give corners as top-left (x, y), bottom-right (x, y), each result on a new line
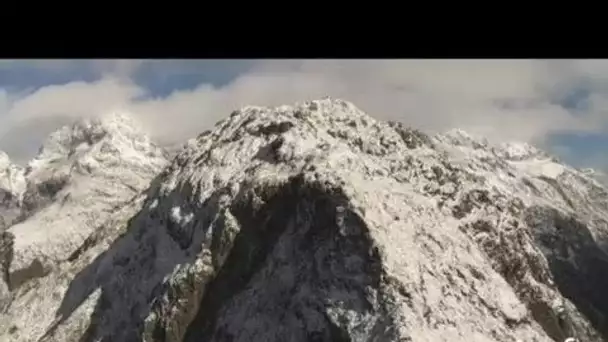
top-left (0, 59), bottom-right (606, 171)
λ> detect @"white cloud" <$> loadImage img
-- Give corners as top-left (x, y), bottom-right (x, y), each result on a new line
top-left (0, 77), bottom-right (142, 135)
top-left (1, 59), bottom-right (608, 163)
top-left (88, 59), bottom-right (145, 80)
top-left (0, 89), bottom-right (8, 114)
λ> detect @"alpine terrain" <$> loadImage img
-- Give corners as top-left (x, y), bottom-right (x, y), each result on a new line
top-left (0, 98), bottom-right (607, 342)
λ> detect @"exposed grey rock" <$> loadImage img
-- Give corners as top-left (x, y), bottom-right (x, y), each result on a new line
top-left (0, 231), bottom-right (14, 311)
top-left (1, 98), bottom-right (608, 342)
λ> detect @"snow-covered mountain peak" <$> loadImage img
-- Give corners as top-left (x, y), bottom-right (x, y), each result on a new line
top-left (94, 111), bottom-right (144, 134)
top-left (580, 168), bottom-right (608, 187)
top-left (227, 98), bottom-right (369, 127)
top-left (437, 128), bottom-right (490, 149)
top-left (183, 97), bottom-right (394, 165)
top-left (28, 111), bottom-right (154, 173)
top-left (496, 141), bottom-right (551, 161)
top-left (2, 111), bottom-right (169, 300)
top-left (0, 151), bottom-right (24, 194)
top-left (120, 99), bottom-right (607, 341)
top-left (0, 151), bottom-right (25, 230)
top-left (580, 167), bottom-right (608, 179)
top-left (17, 109), bottom-right (167, 209)
top-left (2, 98), bottom-right (608, 342)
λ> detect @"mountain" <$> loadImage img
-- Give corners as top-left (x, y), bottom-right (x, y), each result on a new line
top-left (0, 151), bottom-right (25, 229)
top-left (0, 151), bottom-right (25, 312)
top-left (0, 113), bottom-right (169, 341)
top-left (580, 168), bottom-right (608, 188)
top-left (0, 98), bottom-right (607, 342)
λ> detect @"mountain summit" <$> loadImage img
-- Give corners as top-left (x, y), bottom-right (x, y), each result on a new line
top-left (0, 111), bottom-right (168, 328)
top-left (0, 98), bottom-right (607, 342)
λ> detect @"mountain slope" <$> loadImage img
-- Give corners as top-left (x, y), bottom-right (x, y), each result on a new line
top-left (0, 113), bottom-right (169, 341)
top-left (0, 151), bottom-right (24, 312)
top-left (1, 98), bottom-right (607, 342)
top-left (0, 152), bottom-right (25, 229)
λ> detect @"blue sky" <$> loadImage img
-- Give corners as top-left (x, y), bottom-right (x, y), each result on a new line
top-left (0, 60), bottom-right (254, 97)
top-left (131, 60), bottom-right (255, 97)
top-left (0, 59), bottom-right (606, 171)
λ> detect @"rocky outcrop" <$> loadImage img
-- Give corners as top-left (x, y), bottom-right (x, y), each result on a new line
top-left (1, 99), bottom-right (608, 342)
top-left (0, 152), bottom-right (25, 230)
top-left (0, 152), bottom-right (23, 313)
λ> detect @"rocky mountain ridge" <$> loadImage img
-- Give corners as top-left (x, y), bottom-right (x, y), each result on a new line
top-left (0, 98), bottom-right (606, 342)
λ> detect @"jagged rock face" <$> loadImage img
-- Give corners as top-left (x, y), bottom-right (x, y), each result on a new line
top-left (580, 168), bottom-right (608, 190)
top-left (20, 113), bottom-right (168, 215)
top-left (8, 113), bottom-right (168, 276)
top-left (0, 152), bottom-right (23, 313)
top-left (2, 98), bottom-right (608, 342)
top-left (0, 152), bottom-right (25, 229)
top-left (0, 112), bottom-right (169, 341)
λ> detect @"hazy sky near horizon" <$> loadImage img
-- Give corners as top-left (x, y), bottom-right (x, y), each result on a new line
top-left (0, 59), bottom-right (606, 171)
